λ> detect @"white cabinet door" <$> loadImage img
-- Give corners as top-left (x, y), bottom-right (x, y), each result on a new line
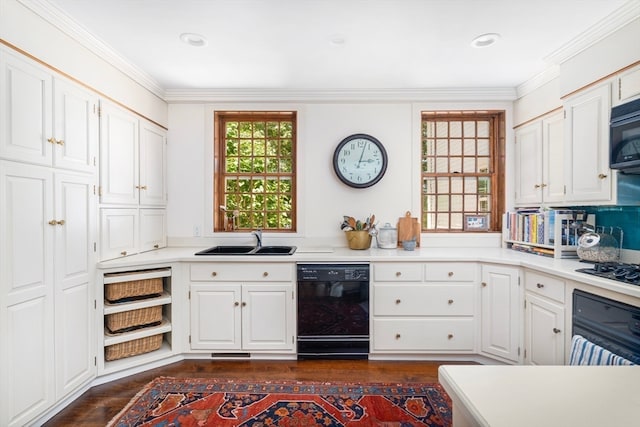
top-left (0, 161), bottom-right (55, 427)
top-left (524, 293), bottom-right (565, 365)
top-left (514, 121), bottom-right (543, 205)
top-left (54, 172), bottom-right (95, 397)
top-left (53, 78), bottom-right (98, 173)
top-left (242, 284), bottom-right (294, 351)
top-left (614, 65), bottom-right (640, 105)
top-left (139, 208), bottom-right (167, 252)
top-left (0, 52), bottom-right (53, 166)
top-left (139, 121), bottom-right (167, 206)
top-left (564, 83), bottom-right (611, 203)
top-left (100, 208), bottom-right (138, 260)
top-left (190, 284), bottom-right (241, 350)
top-left (541, 112), bottom-right (565, 203)
top-left (481, 265), bottom-right (521, 363)
top-left (99, 101), bottom-right (139, 205)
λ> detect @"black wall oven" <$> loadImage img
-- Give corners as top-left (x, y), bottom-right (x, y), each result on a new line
top-left (610, 97), bottom-right (640, 174)
top-left (572, 289), bottom-right (640, 364)
top-left (296, 264), bottom-right (369, 359)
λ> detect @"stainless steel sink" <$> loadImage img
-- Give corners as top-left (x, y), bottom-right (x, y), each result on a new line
top-left (195, 245), bottom-right (296, 256)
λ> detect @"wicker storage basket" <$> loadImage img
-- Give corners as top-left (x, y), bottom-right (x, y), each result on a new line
top-left (105, 334), bottom-right (163, 361)
top-left (105, 277), bottom-right (163, 302)
top-left (106, 306), bottom-right (162, 334)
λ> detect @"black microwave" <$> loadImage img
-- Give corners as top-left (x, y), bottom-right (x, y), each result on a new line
top-left (610, 97), bottom-right (640, 174)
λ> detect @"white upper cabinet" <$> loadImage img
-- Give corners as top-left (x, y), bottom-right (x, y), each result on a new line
top-left (99, 100), bottom-right (140, 205)
top-left (563, 82), bottom-right (612, 203)
top-left (99, 100), bottom-right (167, 207)
top-left (53, 77), bottom-right (98, 173)
top-left (513, 111), bottom-right (565, 206)
top-left (613, 64), bottom-right (640, 106)
top-left (0, 51), bottom-right (98, 173)
top-left (139, 120), bottom-right (167, 206)
top-left (0, 51), bottom-right (53, 166)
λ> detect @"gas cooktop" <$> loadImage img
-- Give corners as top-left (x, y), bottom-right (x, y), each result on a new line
top-left (576, 262), bottom-right (640, 285)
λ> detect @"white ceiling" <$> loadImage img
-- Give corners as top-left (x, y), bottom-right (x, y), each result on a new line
top-left (45, 0), bottom-right (635, 92)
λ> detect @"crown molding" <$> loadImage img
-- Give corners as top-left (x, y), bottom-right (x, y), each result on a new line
top-left (163, 87), bottom-right (518, 103)
top-left (19, 0), bottom-right (166, 99)
top-left (516, 65), bottom-right (560, 99)
top-left (544, 0), bottom-right (640, 65)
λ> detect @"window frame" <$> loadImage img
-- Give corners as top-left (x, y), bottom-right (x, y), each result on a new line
top-left (213, 110), bottom-right (297, 233)
top-left (420, 110), bottom-right (505, 232)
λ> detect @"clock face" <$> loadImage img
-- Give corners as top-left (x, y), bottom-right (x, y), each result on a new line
top-left (333, 134), bottom-right (388, 188)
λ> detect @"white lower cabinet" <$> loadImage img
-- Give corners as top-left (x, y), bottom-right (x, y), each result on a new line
top-left (371, 262), bottom-right (478, 354)
top-left (189, 263), bottom-right (295, 354)
top-left (481, 265), bottom-right (521, 363)
top-left (0, 161), bottom-right (95, 427)
top-left (524, 270), bottom-right (566, 365)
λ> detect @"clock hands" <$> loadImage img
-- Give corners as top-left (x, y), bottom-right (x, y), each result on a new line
top-left (356, 143), bottom-right (367, 168)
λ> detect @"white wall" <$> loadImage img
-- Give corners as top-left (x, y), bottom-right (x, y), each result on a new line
top-left (0, 0), bottom-right (168, 126)
top-left (167, 100), bottom-right (512, 248)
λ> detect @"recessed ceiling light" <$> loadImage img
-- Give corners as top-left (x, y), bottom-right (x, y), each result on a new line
top-left (180, 33), bottom-right (208, 47)
top-left (470, 33), bottom-right (501, 48)
top-left (329, 34), bottom-right (346, 45)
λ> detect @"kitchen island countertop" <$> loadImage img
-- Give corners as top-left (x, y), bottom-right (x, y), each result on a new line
top-left (438, 364), bottom-right (640, 427)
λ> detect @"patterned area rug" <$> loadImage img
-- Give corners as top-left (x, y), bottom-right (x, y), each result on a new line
top-left (107, 377), bottom-right (452, 426)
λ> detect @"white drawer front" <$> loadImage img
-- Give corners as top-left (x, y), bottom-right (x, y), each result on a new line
top-left (373, 263), bottom-right (423, 282)
top-left (374, 284), bottom-right (474, 316)
top-left (425, 262), bottom-right (477, 282)
top-left (525, 271), bottom-right (565, 303)
top-left (190, 262), bottom-right (293, 282)
top-left (373, 318), bottom-right (475, 351)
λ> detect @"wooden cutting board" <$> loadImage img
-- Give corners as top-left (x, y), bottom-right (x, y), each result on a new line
top-left (397, 211), bottom-right (420, 247)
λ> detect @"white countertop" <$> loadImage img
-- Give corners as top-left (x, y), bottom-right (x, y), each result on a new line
top-left (97, 246), bottom-right (640, 300)
top-left (438, 365), bottom-right (640, 427)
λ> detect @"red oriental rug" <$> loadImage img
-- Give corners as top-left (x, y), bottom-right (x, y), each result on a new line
top-left (107, 377), bottom-right (452, 427)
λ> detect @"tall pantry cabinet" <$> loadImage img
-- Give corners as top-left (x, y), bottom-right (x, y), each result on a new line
top-left (0, 49), bottom-right (97, 426)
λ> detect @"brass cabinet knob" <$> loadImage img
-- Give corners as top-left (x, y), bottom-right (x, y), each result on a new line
top-left (448, 271), bottom-right (454, 277)
top-left (120, 251), bottom-right (127, 256)
top-left (211, 272), bottom-right (217, 277)
top-left (154, 244), bottom-right (159, 248)
top-left (553, 328), bottom-right (562, 334)
top-left (447, 334), bottom-right (454, 340)
top-left (234, 301), bottom-right (240, 306)
top-left (48, 219), bottom-right (57, 225)
top-left (598, 173), bottom-right (608, 179)
top-left (395, 333), bottom-right (401, 340)
top-left (263, 272), bottom-right (269, 277)
top-left (448, 299), bottom-right (454, 305)
top-left (395, 299), bottom-right (401, 304)
top-left (140, 185), bottom-right (147, 190)
top-left (537, 283), bottom-right (544, 288)
top-left (56, 220), bottom-right (65, 225)
top-left (481, 282), bottom-right (487, 287)
top-left (242, 301), bottom-right (247, 307)
top-left (395, 271), bottom-right (402, 277)
top-left (47, 137), bottom-right (56, 144)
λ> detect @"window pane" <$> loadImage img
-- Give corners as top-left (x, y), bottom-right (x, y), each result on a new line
top-left (421, 112), bottom-right (503, 232)
top-left (463, 157), bottom-right (476, 173)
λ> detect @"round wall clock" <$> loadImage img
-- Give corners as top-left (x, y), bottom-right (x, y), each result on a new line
top-left (333, 133), bottom-right (388, 188)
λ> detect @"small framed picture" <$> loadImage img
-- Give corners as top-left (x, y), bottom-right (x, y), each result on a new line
top-left (464, 214), bottom-right (489, 231)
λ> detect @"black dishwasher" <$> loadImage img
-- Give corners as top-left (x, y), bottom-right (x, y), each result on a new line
top-left (296, 264), bottom-right (369, 359)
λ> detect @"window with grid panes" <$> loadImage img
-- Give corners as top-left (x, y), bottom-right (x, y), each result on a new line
top-left (214, 111), bottom-right (296, 232)
top-left (421, 111), bottom-right (505, 232)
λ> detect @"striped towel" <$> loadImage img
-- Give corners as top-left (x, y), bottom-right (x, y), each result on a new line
top-left (569, 335), bottom-right (634, 366)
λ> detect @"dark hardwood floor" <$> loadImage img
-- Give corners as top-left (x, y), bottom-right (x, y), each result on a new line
top-left (43, 359), bottom-right (468, 426)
